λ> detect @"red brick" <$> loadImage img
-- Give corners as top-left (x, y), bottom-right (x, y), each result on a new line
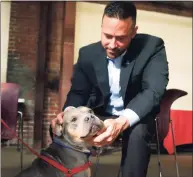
top-left (7, 1), bottom-right (74, 147)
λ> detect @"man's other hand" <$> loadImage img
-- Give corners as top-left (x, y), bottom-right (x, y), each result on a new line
top-left (51, 112), bottom-right (64, 134)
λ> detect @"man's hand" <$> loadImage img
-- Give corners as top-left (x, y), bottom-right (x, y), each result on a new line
top-left (51, 112), bottom-right (64, 134)
top-left (86, 116), bottom-right (130, 147)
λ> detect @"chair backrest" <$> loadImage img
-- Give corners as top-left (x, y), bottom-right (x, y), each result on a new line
top-left (1, 83), bottom-right (20, 140)
top-left (157, 89), bottom-right (188, 141)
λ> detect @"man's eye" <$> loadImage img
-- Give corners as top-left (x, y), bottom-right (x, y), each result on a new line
top-left (105, 34), bottom-right (112, 39)
top-left (71, 117), bottom-right (77, 122)
top-left (116, 36), bottom-right (125, 41)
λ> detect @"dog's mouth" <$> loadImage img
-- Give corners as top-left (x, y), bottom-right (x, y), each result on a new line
top-left (91, 124), bottom-right (101, 136)
top-left (80, 124), bottom-right (101, 139)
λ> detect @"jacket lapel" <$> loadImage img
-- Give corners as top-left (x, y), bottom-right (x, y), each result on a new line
top-left (120, 39), bottom-right (141, 100)
top-left (120, 34), bottom-right (147, 100)
top-left (120, 51), bottom-right (136, 100)
top-left (92, 47), bottom-right (110, 97)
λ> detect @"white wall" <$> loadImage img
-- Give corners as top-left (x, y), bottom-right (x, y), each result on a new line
top-left (74, 2), bottom-right (104, 62)
top-left (1, 2), bottom-right (11, 83)
top-left (137, 10), bottom-right (192, 111)
top-left (74, 2), bottom-right (192, 110)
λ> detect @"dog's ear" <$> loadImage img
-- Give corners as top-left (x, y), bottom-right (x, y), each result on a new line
top-left (55, 107), bottom-right (76, 137)
top-left (63, 106), bottom-right (76, 113)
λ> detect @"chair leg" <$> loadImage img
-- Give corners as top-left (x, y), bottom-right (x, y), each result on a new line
top-left (18, 111), bottom-right (23, 172)
top-left (155, 117), bottom-right (163, 177)
top-left (170, 119), bottom-right (180, 177)
top-left (17, 117), bottom-right (21, 151)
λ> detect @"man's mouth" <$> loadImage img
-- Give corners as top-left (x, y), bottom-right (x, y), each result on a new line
top-left (108, 49), bottom-right (117, 54)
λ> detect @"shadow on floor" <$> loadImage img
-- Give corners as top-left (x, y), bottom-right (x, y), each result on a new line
top-left (1, 147), bottom-right (192, 177)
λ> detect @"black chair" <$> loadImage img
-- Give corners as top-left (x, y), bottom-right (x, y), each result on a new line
top-left (1, 83), bottom-right (24, 171)
top-left (155, 89), bottom-right (188, 177)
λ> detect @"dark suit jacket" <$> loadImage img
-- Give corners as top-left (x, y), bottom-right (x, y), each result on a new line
top-left (63, 33), bottom-right (169, 122)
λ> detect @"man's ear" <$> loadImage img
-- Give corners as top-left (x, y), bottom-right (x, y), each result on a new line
top-left (64, 106), bottom-right (76, 113)
top-left (131, 25), bottom-right (138, 39)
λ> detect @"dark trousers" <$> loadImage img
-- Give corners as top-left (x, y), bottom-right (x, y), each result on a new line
top-left (98, 112), bottom-right (155, 177)
top-left (120, 121), bottom-right (155, 177)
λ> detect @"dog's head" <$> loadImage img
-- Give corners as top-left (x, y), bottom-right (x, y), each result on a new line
top-left (55, 106), bottom-right (104, 146)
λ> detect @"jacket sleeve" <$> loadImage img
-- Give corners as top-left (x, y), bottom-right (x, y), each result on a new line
top-left (126, 39), bottom-right (169, 120)
top-left (63, 48), bottom-right (92, 110)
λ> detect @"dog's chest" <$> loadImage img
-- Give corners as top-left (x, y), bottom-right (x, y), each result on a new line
top-left (36, 146), bottom-right (90, 177)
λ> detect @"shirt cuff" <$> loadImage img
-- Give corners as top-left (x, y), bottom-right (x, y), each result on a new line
top-left (122, 109), bottom-right (140, 127)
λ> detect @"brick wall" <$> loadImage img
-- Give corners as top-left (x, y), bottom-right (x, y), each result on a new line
top-left (42, 2), bottom-right (65, 147)
top-left (7, 2), bottom-right (41, 145)
top-left (7, 2), bottom-right (68, 147)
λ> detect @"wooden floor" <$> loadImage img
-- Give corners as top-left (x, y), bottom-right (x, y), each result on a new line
top-left (1, 147), bottom-right (192, 177)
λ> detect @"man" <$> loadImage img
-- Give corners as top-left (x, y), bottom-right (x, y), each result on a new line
top-left (51, 2), bottom-right (169, 177)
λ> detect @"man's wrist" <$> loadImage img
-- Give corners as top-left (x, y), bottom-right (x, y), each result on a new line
top-left (122, 109), bottom-right (140, 127)
top-left (115, 116), bottom-right (130, 130)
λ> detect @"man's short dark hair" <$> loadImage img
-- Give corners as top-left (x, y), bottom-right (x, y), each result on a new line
top-left (103, 2), bottom-right (137, 25)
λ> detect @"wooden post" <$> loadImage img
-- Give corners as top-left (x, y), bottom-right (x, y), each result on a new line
top-left (33, 2), bottom-right (50, 148)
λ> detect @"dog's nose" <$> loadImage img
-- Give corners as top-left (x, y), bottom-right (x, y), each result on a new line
top-left (85, 117), bottom-right (90, 122)
top-left (91, 115), bottom-right (95, 119)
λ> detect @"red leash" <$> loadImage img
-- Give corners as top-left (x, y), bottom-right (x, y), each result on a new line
top-left (1, 119), bottom-right (92, 177)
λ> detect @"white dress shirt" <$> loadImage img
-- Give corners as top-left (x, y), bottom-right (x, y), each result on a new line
top-left (105, 52), bottom-right (140, 126)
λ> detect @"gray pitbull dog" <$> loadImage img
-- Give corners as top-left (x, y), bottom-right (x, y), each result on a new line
top-left (15, 106), bottom-right (104, 177)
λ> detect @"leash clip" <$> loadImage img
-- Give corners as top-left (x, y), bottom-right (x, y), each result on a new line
top-left (67, 169), bottom-right (71, 174)
top-left (66, 169), bottom-right (72, 177)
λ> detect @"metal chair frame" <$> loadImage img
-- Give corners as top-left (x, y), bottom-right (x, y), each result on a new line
top-left (17, 111), bottom-right (24, 171)
top-left (155, 89), bottom-right (187, 177)
top-left (1, 83), bottom-right (24, 171)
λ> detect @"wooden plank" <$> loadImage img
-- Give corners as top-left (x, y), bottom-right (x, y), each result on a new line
top-left (59, 2), bottom-right (76, 111)
top-left (33, 2), bottom-right (50, 148)
top-left (88, 1), bottom-right (192, 17)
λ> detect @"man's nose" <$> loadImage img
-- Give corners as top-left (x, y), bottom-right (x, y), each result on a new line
top-left (109, 38), bottom-right (117, 49)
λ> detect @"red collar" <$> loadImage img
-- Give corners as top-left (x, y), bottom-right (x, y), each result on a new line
top-left (1, 119), bottom-right (92, 177)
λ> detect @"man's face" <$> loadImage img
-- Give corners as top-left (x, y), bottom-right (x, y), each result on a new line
top-left (101, 15), bottom-right (138, 59)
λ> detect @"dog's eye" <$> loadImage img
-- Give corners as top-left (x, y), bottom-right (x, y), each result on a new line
top-left (71, 117), bottom-right (77, 122)
top-left (88, 110), bottom-right (93, 114)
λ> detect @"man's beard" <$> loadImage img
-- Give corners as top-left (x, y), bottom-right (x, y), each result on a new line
top-left (106, 48), bottom-right (124, 58)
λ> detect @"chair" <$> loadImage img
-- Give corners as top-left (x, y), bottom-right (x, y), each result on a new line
top-left (1, 83), bottom-right (24, 171)
top-left (155, 89), bottom-right (188, 177)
